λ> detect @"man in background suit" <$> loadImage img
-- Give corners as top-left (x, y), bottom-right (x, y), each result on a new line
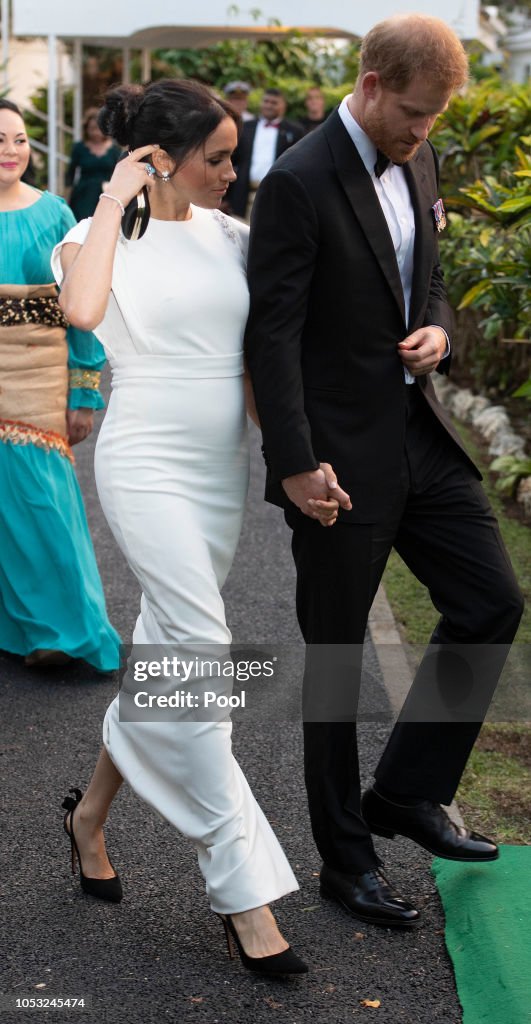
top-left (245, 15), bottom-right (523, 928)
top-left (226, 88), bottom-right (304, 220)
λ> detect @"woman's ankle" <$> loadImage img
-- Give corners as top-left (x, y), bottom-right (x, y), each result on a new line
top-left (232, 905), bottom-right (271, 925)
top-left (77, 796), bottom-right (108, 830)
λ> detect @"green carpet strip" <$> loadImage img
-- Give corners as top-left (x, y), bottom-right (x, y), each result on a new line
top-left (432, 846), bottom-right (531, 1024)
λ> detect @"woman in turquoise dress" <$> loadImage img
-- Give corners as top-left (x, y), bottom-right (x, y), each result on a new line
top-left (0, 98), bottom-right (120, 670)
top-left (67, 108), bottom-right (122, 221)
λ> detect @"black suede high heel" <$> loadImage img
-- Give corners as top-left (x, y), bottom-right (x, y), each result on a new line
top-left (62, 788), bottom-right (123, 903)
top-left (218, 914), bottom-right (308, 976)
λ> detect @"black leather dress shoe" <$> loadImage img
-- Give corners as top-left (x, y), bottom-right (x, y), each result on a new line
top-left (319, 864), bottom-right (420, 928)
top-left (361, 787), bottom-right (499, 862)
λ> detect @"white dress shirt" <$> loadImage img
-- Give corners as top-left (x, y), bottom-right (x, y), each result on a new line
top-left (249, 119), bottom-right (280, 184)
top-left (338, 96), bottom-right (448, 383)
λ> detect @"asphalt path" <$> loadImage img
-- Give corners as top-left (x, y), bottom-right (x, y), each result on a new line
top-left (0, 376), bottom-right (462, 1024)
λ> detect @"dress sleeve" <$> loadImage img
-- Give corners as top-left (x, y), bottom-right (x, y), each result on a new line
top-left (50, 214), bottom-right (106, 410)
top-left (232, 218), bottom-right (250, 265)
top-left (66, 326), bottom-right (105, 410)
top-left (50, 216), bottom-right (92, 286)
top-left (213, 210), bottom-right (249, 265)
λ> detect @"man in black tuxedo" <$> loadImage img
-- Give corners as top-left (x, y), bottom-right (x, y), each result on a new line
top-left (226, 88), bottom-right (304, 219)
top-left (245, 14), bottom-right (523, 928)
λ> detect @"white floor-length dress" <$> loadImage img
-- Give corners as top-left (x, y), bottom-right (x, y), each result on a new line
top-left (52, 207), bottom-right (298, 912)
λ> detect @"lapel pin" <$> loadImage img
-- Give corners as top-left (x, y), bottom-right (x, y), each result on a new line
top-left (432, 198), bottom-right (446, 232)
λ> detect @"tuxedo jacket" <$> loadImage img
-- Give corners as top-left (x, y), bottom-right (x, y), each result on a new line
top-left (227, 117), bottom-right (305, 218)
top-left (244, 110), bottom-right (480, 523)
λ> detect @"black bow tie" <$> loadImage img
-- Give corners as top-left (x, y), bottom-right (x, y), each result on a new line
top-left (374, 149), bottom-right (390, 178)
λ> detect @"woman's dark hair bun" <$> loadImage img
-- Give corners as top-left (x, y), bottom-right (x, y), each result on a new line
top-left (97, 79), bottom-right (239, 168)
top-left (98, 85), bottom-right (145, 146)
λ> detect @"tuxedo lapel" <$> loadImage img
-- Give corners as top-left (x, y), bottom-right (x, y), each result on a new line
top-left (404, 150), bottom-right (435, 330)
top-left (246, 120), bottom-right (258, 152)
top-left (324, 114), bottom-right (406, 325)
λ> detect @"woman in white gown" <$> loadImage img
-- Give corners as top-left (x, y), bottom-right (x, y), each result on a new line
top-left (53, 79), bottom-right (336, 976)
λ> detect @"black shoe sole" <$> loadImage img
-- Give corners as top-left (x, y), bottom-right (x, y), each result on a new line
top-left (320, 884), bottom-right (420, 929)
top-left (369, 824), bottom-right (499, 862)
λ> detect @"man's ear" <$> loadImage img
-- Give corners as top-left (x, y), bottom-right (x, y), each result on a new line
top-left (361, 72), bottom-right (381, 101)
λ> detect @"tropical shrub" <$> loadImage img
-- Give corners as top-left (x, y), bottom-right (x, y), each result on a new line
top-left (434, 78), bottom-right (531, 397)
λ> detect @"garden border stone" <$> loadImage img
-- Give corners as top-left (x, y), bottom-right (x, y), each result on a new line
top-left (433, 376), bottom-right (531, 520)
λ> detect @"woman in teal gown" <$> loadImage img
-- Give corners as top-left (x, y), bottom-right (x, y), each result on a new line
top-left (67, 108), bottom-right (122, 221)
top-left (0, 98), bottom-right (120, 671)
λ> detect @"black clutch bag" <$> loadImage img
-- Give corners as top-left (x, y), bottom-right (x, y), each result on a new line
top-left (122, 187), bottom-right (150, 241)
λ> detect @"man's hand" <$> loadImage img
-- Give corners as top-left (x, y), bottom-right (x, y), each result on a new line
top-left (308, 496), bottom-right (340, 527)
top-left (66, 408), bottom-right (94, 446)
top-left (282, 462), bottom-right (352, 526)
top-left (398, 326), bottom-right (447, 376)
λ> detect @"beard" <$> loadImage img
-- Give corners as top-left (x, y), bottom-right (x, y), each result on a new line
top-left (363, 109), bottom-right (421, 165)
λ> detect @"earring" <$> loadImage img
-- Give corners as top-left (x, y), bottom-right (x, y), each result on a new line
top-left (161, 170), bottom-right (170, 183)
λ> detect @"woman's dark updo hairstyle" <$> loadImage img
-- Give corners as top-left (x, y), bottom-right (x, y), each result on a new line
top-left (97, 79), bottom-right (240, 173)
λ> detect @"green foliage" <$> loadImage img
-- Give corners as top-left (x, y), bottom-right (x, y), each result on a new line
top-left (490, 455), bottom-right (531, 496)
top-left (147, 33), bottom-right (355, 121)
top-left (513, 379), bottom-right (531, 399)
top-left (154, 32), bottom-right (352, 90)
top-left (434, 76), bottom-right (531, 395)
top-left (22, 86), bottom-right (50, 146)
top-left (126, 29), bottom-right (357, 123)
top-left (432, 77), bottom-right (531, 184)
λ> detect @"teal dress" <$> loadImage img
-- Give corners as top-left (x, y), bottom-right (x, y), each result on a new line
top-left (67, 141), bottom-right (123, 221)
top-left (0, 191), bottom-right (121, 670)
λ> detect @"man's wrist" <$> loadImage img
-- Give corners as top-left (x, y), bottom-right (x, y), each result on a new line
top-left (427, 324), bottom-right (450, 359)
top-left (282, 467), bottom-right (320, 485)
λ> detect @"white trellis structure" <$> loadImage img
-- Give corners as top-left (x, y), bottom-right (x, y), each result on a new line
top-left (5, 0), bottom-right (480, 192)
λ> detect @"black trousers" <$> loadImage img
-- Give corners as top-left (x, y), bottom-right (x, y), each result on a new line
top-left (287, 387), bottom-right (524, 874)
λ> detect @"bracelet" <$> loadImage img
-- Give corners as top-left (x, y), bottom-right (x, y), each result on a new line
top-left (99, 193), bottom-right (125, 216)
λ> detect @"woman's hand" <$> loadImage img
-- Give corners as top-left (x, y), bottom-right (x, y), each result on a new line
top-left (308, 496), bottom-right (340, 527)
top-left (283, 461), bottom-right (350, 527)
top-left (103, 144), bottom-right (159, 207)
top-left (59, 144), bottom-right (160, 332)
top-left (66, 408), bottom-right (94, 446)
top-left (308, 462), bottom-right (350, 526)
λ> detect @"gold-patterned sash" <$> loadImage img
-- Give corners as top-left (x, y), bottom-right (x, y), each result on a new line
top-left (0, 293), bottom-right (68, 328)
top-left (0, 283), bottom-right (69, 439)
